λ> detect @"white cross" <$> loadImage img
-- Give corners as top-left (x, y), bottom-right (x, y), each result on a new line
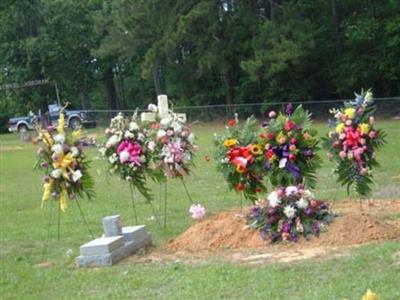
top-left (140, 94), bottom-right (186, 123)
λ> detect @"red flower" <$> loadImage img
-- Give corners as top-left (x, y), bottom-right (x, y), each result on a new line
top-left (289, 153), bottom-right (296, 161)
top-left (290, 138), bottom-right (297, 144)
top-left (236, 183), bottom-right (245, 192)
top-left (227, 119), bottom-right (237, 127)
top-left (255, 188), bottom-right (262, 193)
top-left (259, 133), bottom-right (266, 139)
top-left (267, 132), bottom-right (274, 140)
top-left (284, 120), bottom-right (295, 131)
top-left (346, 128), bottom-right (361, 147)
top-left (266, 149), bottom-right (275, 160)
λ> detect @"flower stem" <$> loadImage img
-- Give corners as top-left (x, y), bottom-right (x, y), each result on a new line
top-left (163, 181), bottom-right (168, 230)
top-left (181, 178), bottom-right (193, 204)
top-left (129, 185), bottom-right (138, 225)
top-left (75, 198), bottom-right (94, 239)
top-left (149, 200), bottom-right (162, 229)
top-left (57, 203), bottom-right (61, 241)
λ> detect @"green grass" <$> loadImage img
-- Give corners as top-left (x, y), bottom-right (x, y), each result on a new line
top-left (0, 121), bottom-right (399, 299)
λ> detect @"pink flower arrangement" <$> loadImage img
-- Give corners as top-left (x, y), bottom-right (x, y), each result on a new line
top-left (189, 204), bottom-right (206, 220)
top-left (323, 90), bottom-right (386, 197)
top-left (99, 112), bottom-right (160, 201)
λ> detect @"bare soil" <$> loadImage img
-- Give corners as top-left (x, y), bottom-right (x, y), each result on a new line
top-left (125, 200), bottom-right (400, 265)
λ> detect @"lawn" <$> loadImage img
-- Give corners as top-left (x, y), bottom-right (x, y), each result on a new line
top-left (0, 121), bottom-right (399, 299)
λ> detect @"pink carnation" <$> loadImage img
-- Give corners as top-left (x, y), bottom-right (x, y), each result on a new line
top-left (189, 204), bottom-right (206, 220)
top-left (116, 141), bottom-right (142, 165)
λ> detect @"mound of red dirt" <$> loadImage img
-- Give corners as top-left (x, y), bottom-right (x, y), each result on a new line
top-left (167, 200), bottom-right (400, 252)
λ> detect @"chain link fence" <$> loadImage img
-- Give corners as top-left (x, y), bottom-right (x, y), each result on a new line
top-left (88, 97), bottom-right (400, 127)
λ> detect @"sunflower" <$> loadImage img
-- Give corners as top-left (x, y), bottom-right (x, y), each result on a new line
top-left (250, 144), bottom-right (262, 155)
top-left (223, 139), bottom-right (237, 148)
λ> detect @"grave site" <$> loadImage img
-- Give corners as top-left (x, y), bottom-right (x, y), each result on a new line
top-left (1, 2), bottom-right (400, 299)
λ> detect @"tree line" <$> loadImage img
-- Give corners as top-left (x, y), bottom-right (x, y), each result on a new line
top-left (0, 0), bottom-right (399, 124)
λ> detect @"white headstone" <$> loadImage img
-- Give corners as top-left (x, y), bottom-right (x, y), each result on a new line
top-left (102, 215), bottom-right (122, 237)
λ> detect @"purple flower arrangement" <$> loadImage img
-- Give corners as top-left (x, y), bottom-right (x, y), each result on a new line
top-left (247, 185), bottom-right (332, 243)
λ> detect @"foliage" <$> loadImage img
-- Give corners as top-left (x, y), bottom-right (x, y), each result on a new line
top-left (322, 90), bottom-right (386, 197)
top-left (247, 186), bottom-right (332, 243)
top-left (1, 0), bottom-right (399, 125)
top-left (34, 106), bottom-right (94, 212)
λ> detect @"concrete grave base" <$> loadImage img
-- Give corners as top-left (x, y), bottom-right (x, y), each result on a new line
top-left (77, 225), bottom-right (152, 267)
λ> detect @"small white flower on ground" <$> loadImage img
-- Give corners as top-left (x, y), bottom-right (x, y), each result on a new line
top-left (296, 198), bottom-right (309, 209)
top-left (65, 248), bottom-right (74, 258)
top-left (51, 144), bottom-right (64, 155)
top-left (51, 169), bottom-right (62, 179)
top-left (267, 191), bottom-right (281, 207)
top-left (284, 205), bottom-right (297, 219)
top-left (70, 146), bottom-right (79, 157)
top-left (157, 129), bottom-right (166, 139)
top-left (148, 104), bottom-right (158, 112)
top-left (189, 204), bottom-right (206, 220)
top-left (72, 170), bottom-right (83, 182)
top-left (53, 134), bottom-right (65, 143)
top-left (129, 122), bottom-right (139, 131)
top-left (285, 186), bottom-right (298, 196)
top-left (124, 130), bottom-right (134, 139)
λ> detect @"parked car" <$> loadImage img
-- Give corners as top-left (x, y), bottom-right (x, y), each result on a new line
top-left (8, 104), bottom-right (96, 132)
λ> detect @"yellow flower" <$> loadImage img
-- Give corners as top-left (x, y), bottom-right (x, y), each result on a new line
top-left (359, 123), bottom-right (370, 135)
top-left (361, 289), bottom-right (379, 300)
top-left (59, 189), bottom-right (68, 212)
top-left (223, 139), bottom-right (237, 148)
top-left (344, 108), bottom-right (356, 119)
top-left (335, 123), bottom-right (345, 133)
top-left (236, 165), bottom-right (247, 173)
top-left (250, 144), bottom-right (262, 155)
top-left (57, 113), bottom-right (65, 135)
top-left (42, 180), bottom-right (53, 206)
top-left (72, 129), bottom-right (82, 141)
top-left (42, 132), bottom-right (54, 147)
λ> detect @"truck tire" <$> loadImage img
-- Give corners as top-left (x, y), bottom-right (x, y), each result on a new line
top-left (69, 117), bottom-right (81, 129)
top-left (18, 124), bottom-right (28, 133)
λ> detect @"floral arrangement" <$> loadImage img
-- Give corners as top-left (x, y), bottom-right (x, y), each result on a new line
top-left (144, 105), bottom-right (196, 178)
top-left (247, 185), bottom-right (332, 243)
top-left (214, 115), bottom-right (267, 201)
top-left (189, 204), bottom-right (206, 220)
top-left (262, 104), bottom-right (322, 188)
top-left (214, 104), bottom-right (321, 202)
top-left (35, 107), bottom-right (94, 212)
top-left (99, 112), bottom-right (161, 201)
top-left (323, 90), bottom-right (386, 197)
